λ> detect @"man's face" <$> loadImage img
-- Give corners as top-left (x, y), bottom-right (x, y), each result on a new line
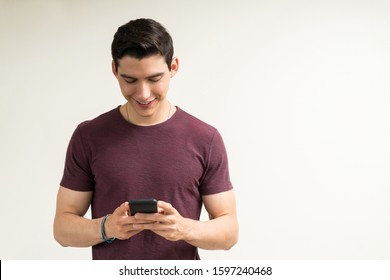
top-left (113, 54), bottom-right (178, 125)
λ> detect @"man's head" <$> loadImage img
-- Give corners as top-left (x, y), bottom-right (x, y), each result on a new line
top-left (111, 18), bottom-right (174, 72)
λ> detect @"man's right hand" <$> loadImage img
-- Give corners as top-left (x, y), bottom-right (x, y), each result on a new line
top-left (103, 201), bottom-right (156, 240)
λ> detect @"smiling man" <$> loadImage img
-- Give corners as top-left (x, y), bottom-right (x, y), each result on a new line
top-left (53, 18), bottom-right (238, 260)
top-left (116, 54), bottom-right (177, 125)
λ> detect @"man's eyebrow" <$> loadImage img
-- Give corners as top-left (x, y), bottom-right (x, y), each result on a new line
top-left (119, 74), bottom-right (136, 80)
top-left (120, 72), bottom-right (165, 80)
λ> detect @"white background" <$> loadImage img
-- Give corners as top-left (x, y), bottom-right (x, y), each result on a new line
top-left (0, 0), bottom-right (389, 260)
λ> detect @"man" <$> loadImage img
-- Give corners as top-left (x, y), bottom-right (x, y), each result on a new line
top-left (54, 18), bottom-right (238, 260)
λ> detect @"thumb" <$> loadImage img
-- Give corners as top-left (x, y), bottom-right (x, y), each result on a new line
top-left (113, 201), bottom-right (130, 216)
top-left (158, 200), bottom-right (177, 215)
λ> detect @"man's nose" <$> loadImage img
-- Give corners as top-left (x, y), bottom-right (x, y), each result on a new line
top-left (136, 82), bottom-right (151, 100)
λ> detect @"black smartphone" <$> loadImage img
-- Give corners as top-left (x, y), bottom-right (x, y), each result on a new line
top-left (129, 199), bottom-right (158, 216)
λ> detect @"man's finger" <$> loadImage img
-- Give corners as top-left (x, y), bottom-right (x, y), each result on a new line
top-left (113, 201), bottom-right (130, 216)
top-left (157, 201), bottom-right (176, 214)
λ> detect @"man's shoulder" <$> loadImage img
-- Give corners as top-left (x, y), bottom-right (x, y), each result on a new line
top-left (78, 107), bottom-right (120, 133)
top-left (80, 107), bottom-right (118, 125)
top-left (176, 107), bottom-right (217, 134)
top-left (177, 107), bottom-right (216, 130)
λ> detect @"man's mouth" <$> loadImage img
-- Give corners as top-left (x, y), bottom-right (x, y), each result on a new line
top-left (134, 98), bottom-right (157, 105)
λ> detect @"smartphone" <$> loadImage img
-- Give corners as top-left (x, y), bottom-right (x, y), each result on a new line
top-left (129, 199), bottom-right (158, 216)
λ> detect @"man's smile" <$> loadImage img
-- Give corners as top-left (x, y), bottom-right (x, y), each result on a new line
top-left (134, 97), bottom-right (157, 106)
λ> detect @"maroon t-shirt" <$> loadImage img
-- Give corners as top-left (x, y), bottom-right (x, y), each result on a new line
top-left (60, 106), bottom-right (233, 259)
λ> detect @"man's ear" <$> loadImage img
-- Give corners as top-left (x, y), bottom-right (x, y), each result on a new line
top-left (112, 60), bottom-right (118, 76)
top-left (170, 57), bottom-right (179, 78)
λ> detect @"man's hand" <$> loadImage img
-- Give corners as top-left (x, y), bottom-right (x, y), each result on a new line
top-left (104, 202), bottom-right (157, 240)
top-left (124, 190), bottom-right (238, 250)
top-left (132, 201), bottom-right (194, 242)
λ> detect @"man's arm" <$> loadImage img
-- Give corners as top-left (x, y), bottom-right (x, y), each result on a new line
top-left (54, 186), bottom-right (150, 247)
top-left (53, 186), bottom-right (102, 247)
top-left (187, 189), bottom-right (239, 250)
top-left (133, 189), bottom-right (239, 250)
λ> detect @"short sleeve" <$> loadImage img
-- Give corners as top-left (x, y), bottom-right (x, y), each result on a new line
top-left (199, 130), bottom-right (233, 195)
top-left (60, 125), bottom-right (95, 191)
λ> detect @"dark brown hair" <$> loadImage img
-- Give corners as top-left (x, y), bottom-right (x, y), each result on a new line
top-left (111, 18), bottom-right (174, 71)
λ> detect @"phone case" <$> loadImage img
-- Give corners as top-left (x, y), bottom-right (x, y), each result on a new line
top-left (129, 199), bottom-right (157, 216)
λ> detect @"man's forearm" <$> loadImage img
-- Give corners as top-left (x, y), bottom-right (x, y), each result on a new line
top-left (54, 212), bottom-right (103, 247)
top-left (185, 214), bottom-right (238, 250)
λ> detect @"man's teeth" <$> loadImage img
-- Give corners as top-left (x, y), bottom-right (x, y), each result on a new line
top-left (138, 100), bottom-right (153, 105)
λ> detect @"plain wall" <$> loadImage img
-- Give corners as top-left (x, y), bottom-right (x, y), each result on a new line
top-left (0, 0), bottom-right (389, 259)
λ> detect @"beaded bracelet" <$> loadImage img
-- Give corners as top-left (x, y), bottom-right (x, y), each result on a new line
top-left (101, 214), bottom-right (115, 244)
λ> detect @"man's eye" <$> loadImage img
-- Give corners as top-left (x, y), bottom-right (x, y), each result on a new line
top-left (149, 77), bottom-right (162, 83)
top-left (125, 79), bottom-right (136, 84)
